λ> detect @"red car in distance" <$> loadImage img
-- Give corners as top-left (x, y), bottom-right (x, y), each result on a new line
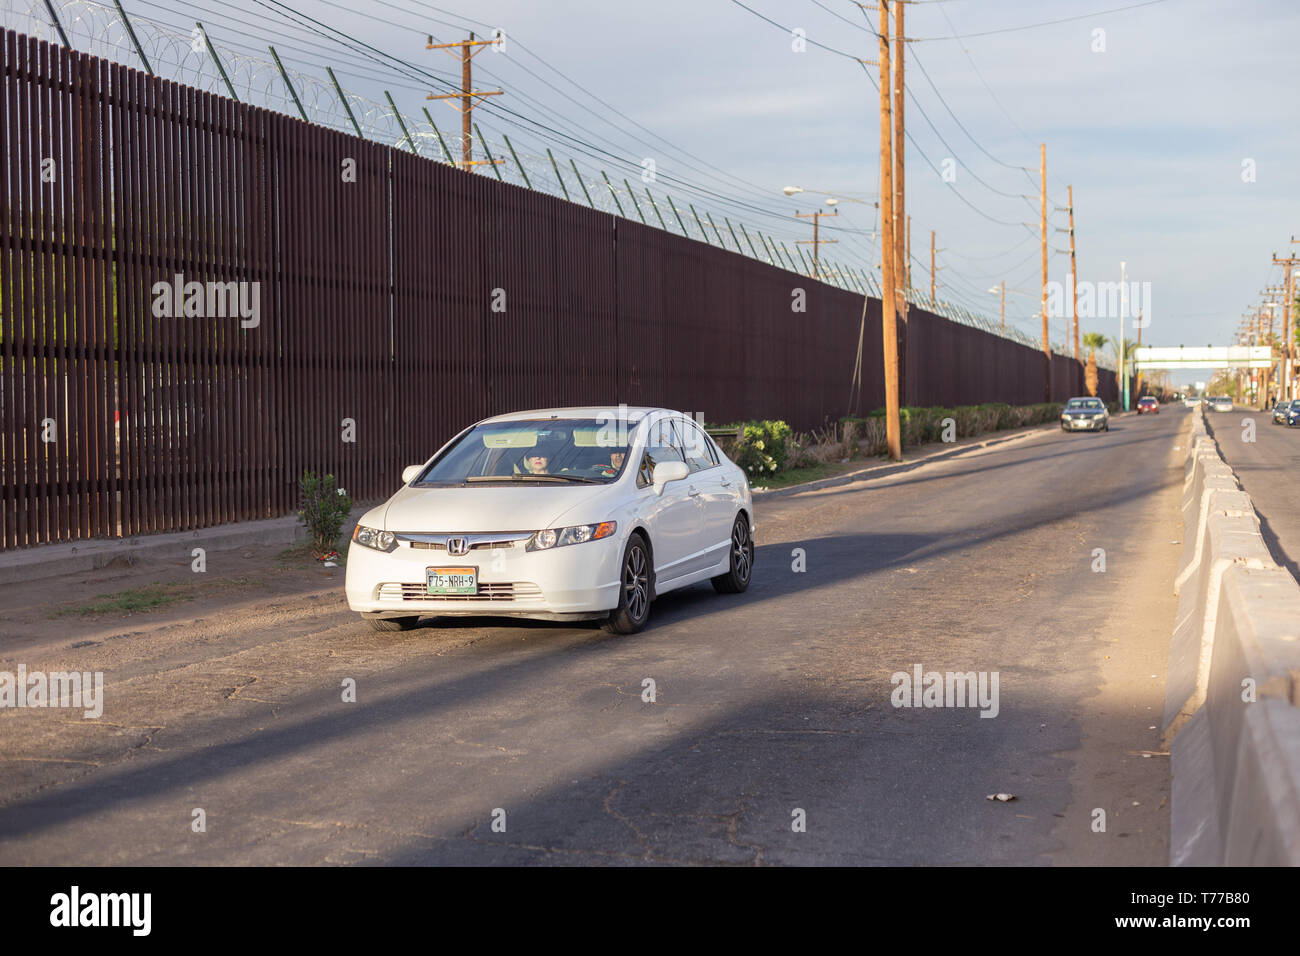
top-left (1136, 397), bottom-right (1159, 415)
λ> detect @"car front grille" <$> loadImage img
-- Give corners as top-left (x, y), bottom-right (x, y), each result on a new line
top-left (376, 582), bottom-right (543, 603)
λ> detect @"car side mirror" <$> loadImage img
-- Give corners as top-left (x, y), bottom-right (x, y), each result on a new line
top-left (401, 465), bottom-right (422, 484)
top-left (651, 460), bottom-right (690, 496)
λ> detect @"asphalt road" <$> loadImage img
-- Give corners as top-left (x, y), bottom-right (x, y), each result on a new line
top-left (1205, 407), bottom-right (1300, 578)
top-left (0, 410), bottom-right (1191, 865)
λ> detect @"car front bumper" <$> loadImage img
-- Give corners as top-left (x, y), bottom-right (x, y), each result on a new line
top-left (345, 532), bottom-right (625, 620)
top-left (1062, 416), bottom-right (1106, 430)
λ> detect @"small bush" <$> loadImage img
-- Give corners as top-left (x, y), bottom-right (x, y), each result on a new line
top-left (716, 419), bottom-right (793, 476)
top-left (298, 470), bottom-right (353, 556)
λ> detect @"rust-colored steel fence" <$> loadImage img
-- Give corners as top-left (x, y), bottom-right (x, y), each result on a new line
top-left (0, 29), bottom-right (1114, 550)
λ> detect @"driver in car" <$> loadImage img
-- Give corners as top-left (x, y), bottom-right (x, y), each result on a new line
top-left (521, 450), bottom-right (550, 474)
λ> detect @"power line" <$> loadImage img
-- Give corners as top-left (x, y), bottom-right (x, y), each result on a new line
top-left (909, 0), bottom-right (1172, 42)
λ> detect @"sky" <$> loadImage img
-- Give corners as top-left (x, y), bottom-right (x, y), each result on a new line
top-left (9, 0), bottom-right (1299, 384)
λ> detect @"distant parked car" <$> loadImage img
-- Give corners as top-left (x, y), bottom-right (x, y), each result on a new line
top-left (1060, 396), bottom-right (1110, 432)
top-left (1272, 400), bottom-right (1294, 424)
top-left (1136, 397), bottom-right (1159, 415)
top-left (1183, 397), bottom-right (1199, 408)
top-left (1284, 403), bottom-right (1300, 427)
top-left (1209, 396), bottom-right (1234, 412)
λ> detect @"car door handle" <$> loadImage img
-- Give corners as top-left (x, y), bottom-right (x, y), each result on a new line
top-left (719, 478), bottom-right (731, 487)
top-left (688, 485), bottom-right (701, 497)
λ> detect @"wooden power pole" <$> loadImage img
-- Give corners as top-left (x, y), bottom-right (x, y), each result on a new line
top-left (878, 1), bottom-right (900, 460)
top-left (893, 0), bottom-right (908, 406)
top-left (1275, 247), bottom-right (1300, 400)
top-left (795, 208), bottom-right (838, 279)
top-left (426, 33), bottom-right (503, 170)
top-left (930, 229), bottom-right (936, 300)
top-left (1040, 143), bottom-right (1051, 401)
top-left (1068, 185), bottom-right (1079, 362)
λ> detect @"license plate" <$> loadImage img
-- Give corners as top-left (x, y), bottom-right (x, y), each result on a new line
top-left (426, 566), bottom-right (477, 595)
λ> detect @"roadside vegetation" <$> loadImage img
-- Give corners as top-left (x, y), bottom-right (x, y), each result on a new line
top-left (713, 401), bottom-right (1068, 489)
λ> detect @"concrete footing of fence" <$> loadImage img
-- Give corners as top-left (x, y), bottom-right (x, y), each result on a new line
top-left (0, 515), bottom-right (321, 586)
top-left (1165, 406), bottom-right (1300, 866)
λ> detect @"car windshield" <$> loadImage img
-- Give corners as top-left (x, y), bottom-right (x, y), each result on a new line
top-left (414, 419), bottom-right (633, 486)
top-left (1066, 399), bottom-right (1103, 410)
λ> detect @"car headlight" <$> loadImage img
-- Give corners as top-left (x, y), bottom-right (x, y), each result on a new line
top-left (352, 525), bottom-right (396, 552)
top-left (527, 521), bottom-right (617, 551)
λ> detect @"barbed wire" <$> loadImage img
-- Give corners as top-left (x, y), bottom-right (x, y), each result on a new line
top-left (3, 0), bottom-right (1086, 361)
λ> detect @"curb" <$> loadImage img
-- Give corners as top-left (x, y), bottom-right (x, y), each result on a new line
top-left (751, 423), bottom-right (1053, 502)
top-left (1164, 406), bottom-right (1300, 866)
top-left (0, 512), bottom-right (367, 586)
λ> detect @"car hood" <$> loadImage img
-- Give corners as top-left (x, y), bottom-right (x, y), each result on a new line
top-left (379, 482), bottom-right (620, 532)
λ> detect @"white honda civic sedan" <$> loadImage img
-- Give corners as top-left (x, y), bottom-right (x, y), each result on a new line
top-left (345, 407), bottom-right (755, 634)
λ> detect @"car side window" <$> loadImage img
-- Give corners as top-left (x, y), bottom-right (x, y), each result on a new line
top-left (677, 418), bottom-right (718, 473)
top-left (639, 418), bottom-right (684, 488)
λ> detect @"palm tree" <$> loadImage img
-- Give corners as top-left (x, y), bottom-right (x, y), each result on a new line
top-left (1082, 332), bottom-right (1107, 396)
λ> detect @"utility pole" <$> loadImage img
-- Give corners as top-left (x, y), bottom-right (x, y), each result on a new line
top-left (795, 208), bottom-right (839, 279)
top-left (893, 0), bottom-right (908, 406)
top-left (1040, 143), bottom-right (1051, 401)
top-left (1260, 287), bottom-right (1283, 405)
top-left (1119, 261), bottom-right (1130, 410)
top-left (906, 215), bottom-right (912, 290)
top-left (1274, 247), bottom-right (1299, 400)
top-left (1068, 185), bottom-right (1079, 362)
top-left (878, 1), bottom-right (900, 460)
top-left (426, 33), bottom-right (503, 170)
top-left (930, 229), bottom-right (936, 300)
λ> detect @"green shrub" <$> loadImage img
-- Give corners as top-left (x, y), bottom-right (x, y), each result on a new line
top-left (846, 401), bottom-right (1062, 453)
top-left (718, 419), bottom-right (793, 476)
top-left (298, 470), bottom-right (353, 556)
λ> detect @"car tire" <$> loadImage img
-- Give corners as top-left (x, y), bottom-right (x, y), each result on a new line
top-left (604, 533), bottom-right (652, 635)
top-left (712, 514), bottom-right (755, 594)
top-left (368, 616), bottom-right (420, 632)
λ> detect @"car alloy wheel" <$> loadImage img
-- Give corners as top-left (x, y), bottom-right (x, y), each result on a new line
top-left (712, 514), bottom-right (754, 594)
top-left (604, 534), bottom-right (651, 634)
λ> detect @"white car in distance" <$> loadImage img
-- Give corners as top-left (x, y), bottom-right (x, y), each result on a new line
top-left (345, 407), bottom-right (755, 635)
